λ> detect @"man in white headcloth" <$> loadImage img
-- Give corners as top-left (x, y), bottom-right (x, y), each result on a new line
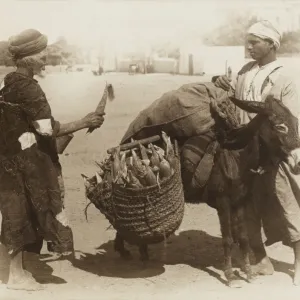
top-left (214, 20), bottom-right (300, 285)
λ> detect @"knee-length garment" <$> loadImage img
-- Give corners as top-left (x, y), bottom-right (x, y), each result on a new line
top-left (0, 72), bottom-right (73, 256)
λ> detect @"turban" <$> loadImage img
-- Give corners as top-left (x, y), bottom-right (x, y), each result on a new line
top-left (247, 20), bottom-right (281, 49)
top-left (8, 29), bottom-right (48, 60)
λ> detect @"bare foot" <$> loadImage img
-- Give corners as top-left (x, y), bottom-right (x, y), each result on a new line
top-left (293, 261), bottom-right (300, 286)
top-left (7, 276), bottom-right (44, 291)
top-left (23, 269), bottom-right (34, 280)
top-left (252, 257), bottom-right (274, 275)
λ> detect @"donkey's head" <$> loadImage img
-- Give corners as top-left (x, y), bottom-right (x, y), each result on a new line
top-left (230, 95), bottom-right (300, 174)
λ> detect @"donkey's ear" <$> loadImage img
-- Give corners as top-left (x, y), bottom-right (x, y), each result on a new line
top-left (263, 94), bottom-right (281, 110)
top-left (229, 97), bottom-right (266, 114)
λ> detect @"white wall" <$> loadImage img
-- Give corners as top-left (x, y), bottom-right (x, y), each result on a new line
top-left (179, 46), bottom-right (245, 76)
top-left (152, 58), bottom-right (177, 74)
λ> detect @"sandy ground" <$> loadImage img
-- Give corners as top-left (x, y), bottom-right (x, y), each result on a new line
top-left (0, 71), bottom-right (299, 300)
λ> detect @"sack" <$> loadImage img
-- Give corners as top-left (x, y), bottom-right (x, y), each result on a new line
top-left (121, 82), bottom-right (227, 144)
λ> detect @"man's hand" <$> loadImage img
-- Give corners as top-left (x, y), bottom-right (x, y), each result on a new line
top-left (83, 112), bottom-right (105, 129)
top-left (214, 75), bottom-right (232, 91)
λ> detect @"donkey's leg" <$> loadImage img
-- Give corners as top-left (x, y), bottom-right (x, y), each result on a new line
top-left (234, 206), bottom-right (255, 283)
top-left (217, 199), bottom-right (242, 288)
top-left (114, 232), bottom-right (132, 260)
top-left (245, 199), bottom-right (274, 275)
top-left (139, 244), bottom-right (149, 262)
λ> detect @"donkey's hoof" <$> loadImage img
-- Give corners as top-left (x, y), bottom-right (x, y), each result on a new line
top-left (228, 279), bottom-right (244, 288)
top-left (247, 274), bottom-right (257, 283)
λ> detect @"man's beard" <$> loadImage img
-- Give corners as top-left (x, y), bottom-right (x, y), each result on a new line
top-left (36, 68), bottom-right (46, 78)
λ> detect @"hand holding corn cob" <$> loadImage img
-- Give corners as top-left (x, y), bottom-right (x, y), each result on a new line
top-left (86, 82), bottom-right (115, 134)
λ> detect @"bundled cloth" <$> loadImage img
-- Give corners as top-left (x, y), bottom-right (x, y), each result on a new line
top-left (8, 29), bottom-right (48, 59)
top-left (121, 82), bottom-right (230, 145)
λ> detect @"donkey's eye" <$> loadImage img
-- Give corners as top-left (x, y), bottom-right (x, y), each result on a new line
top-left (275, 123), bottom-right (288, 134)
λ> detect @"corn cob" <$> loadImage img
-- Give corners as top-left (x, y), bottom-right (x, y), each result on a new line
top-left (141, 160), bottom-right (157, 186)
top-left (162, 131), bottom-right (174, 156)
top-left (149, 143), bottom-right (160, 168)
top-left (158, 152), bottom-right (173, 179)
top-left (153, 145), bottom-right (165, 157)
top-left (120, 151), bottom-right (128, 180)
top-left (139, 143), bottom-right (150, 166)
top-left (94, 164), bottom-right (105, 177)
top-left (95, 172), bottom-right (103, 184)
top-left (87, 83), bottom-right (114, 134)
top-left (112, 146), bottom-right (124, 184)
top-left (162, 131), bottom-right (176, 168)
top-left (126, 170), bottom-right (143, 189)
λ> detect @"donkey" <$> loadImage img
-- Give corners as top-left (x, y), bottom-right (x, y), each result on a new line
top-left (182, 94), bottom-right (300, 288)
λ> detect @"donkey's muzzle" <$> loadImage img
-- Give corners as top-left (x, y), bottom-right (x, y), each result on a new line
top-left (287, 148), bottom-right (300, 175)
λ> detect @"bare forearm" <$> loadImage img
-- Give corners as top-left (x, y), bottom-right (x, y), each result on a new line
top-left (56, 119), bottom-right (88, 137)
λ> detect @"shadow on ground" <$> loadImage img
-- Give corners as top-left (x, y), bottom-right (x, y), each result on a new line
top-left (0, 246), bottom-right (66, 285)
top-left (270, 258), bottom-right (294, 279)
top-left (73, 229), bottom-right (295, 285)
top-left (72, 230), bottom-right (237, 284)
top-left (1, 231), bottom-right (294, 287)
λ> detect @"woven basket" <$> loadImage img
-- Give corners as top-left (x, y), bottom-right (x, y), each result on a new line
top-left (86, 180), bottom-right (114, 223)
top-left (111, 156), bottom-right (184, 245)
top-left (87, 147), bottom-right (185, 245)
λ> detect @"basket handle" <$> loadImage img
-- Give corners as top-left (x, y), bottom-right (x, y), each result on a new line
top-left (107, 135), bottom-right (161, 154)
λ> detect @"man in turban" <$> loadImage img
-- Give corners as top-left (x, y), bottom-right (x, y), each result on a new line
top-left (0, 29), bottom-right (105, 290)
top-left (214, 20), bottom-right (300, 285)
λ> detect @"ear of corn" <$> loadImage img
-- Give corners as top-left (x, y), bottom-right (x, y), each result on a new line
top-left (95, 172), bottom-right (103, 184)
top-left (149, 143), bottom-right (160, 168)
top-left (162, 131), bottom-right (176, 168)
top-left (153, 145), bottom-right (165, 157)
top-left (83, 132), bottom-right (176, 192)
top-left (127, 170), bottom-right (143, 188)
top-left (158, 152), bottom-right (173, 179)
top-left (139, 143), bottom-right (149, 160)
top-left (120, 152), bottom-right (128, 179)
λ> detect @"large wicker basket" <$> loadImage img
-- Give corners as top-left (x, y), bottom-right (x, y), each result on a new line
top-left (111, 155), bottom-right (184, 245)
top-left (87, 143), bottom-right (185, 245)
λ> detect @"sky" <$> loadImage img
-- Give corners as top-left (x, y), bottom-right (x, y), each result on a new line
top-left (0, 0), bottom-right (293, 53)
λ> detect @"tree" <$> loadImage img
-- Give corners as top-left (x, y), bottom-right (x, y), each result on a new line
top-left (279, 31), bottom-right (300, 54)
top-left (203, 14), bottom-right (259, 46)
top-left (203, 13), bottom-right (300, 55)
top-left (46, 36), bottom-right (85, 65)
top-left (151, 42), bottom-right (180, 59)
top-left (0, 41), bottom-right (14, 66)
